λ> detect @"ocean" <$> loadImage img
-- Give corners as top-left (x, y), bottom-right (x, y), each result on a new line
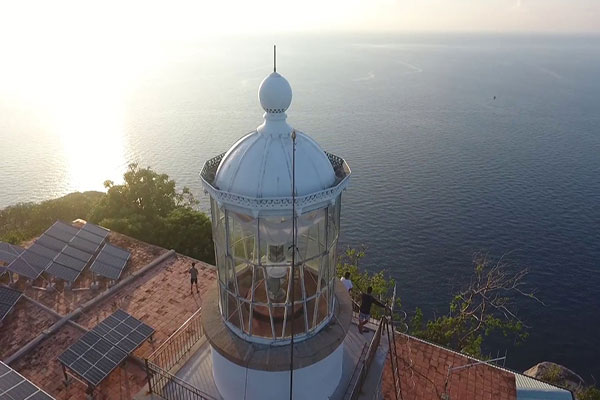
top-left (1, 33), bottom-right (599, 378)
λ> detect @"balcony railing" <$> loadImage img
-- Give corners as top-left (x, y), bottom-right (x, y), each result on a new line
top-left (145, 362), bottom-right (216, 400)
top-left (145, 308), bottom-right (214, 400)
top-left (148, 308), bottom-right (204, 371)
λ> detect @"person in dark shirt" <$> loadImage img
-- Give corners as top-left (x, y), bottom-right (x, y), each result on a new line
top-left (358, 286), bottom-right (386, 333)
top-left (188, 262), bottom-right (199, 294)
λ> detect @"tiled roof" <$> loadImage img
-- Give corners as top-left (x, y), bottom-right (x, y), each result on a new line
top-left (383, 333), bottom-right (517, 400)
top-left (0, 228), bottom-right (217, 400)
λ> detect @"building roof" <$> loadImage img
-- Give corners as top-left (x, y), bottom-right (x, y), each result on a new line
top-left (1, 225), bottom-right (572, 400)
top-left (382, 332), bottom-right (573, 400)
top-left (0, 224), bottom-right (217, 400)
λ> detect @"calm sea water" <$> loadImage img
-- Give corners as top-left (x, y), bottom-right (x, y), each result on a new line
top-left (1, 33), bottom-right (599, 378)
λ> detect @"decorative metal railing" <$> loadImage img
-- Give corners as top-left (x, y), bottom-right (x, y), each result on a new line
top-left (145, 309), bottom-right (214, 399)
top-left (200, 151), bottom-right (351, 215)
top-left (145, 361), bottom-right (216, 400)
top-left (147, 308), bottom-right (204, 371)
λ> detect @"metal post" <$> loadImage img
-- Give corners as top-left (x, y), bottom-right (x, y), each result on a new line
top-left (145, 359), bottom-right (153, 393)
top-left (289, 128), bottom-right (297, 400)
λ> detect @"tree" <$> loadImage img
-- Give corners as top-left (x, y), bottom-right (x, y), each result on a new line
top-left (409, 252), bottom-right (543, 358)
top-left (336, 246), bottom-right (400, 318)
top-left (0, 191), bottom-right (104, 243)
top-left (90, 164), bottom-right (214, 264)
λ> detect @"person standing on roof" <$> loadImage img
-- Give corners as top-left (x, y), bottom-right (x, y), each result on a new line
top-left (340, 271), bottom-right (353, 293)
top-left (189, 262), bottom-right (199, 294)
top-left (358, 286), bottom-right (386, 333)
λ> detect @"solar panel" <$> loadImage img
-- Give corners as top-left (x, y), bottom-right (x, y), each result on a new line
top-left (0, 361), bottom-right (55, 400)
top-left (0, 242), bottom-right (24, 255)
top-left (45, 225), bottom-right (77, 243)
top-left (51, 221), bottom-right (80, 236)
top-left (20, 251), bottom-right (52, 272)
top-left (0, 287), bottom-right (21, 305)
top-left (61, 245), bottom-right (93, 263)
top-left (90, 310), bottom-right (154, 353)
top-left (6, 258), bottom-right (42, 280)
top-left (0, 303), bottom-right (11, 320)
top-left (69, 237), bottom-right (100, 254)
top-left (90, 244), bottom-right (130, 281)
top-left (35, 234), bottom-right (67, 252)
top-left (53, 253), bottom-right (87, 272)
top-left (27, 243), bottom-right (60, 260)
top-left (0, 242), bottom-right (24, 265)
top-left (89, 261), bottom-right (121, 281)
top-left (102, 244), bottom-right (130, 261)
top-left (0, 286), bottom-right (22, 322)
top-left (81, 223), bottom-right (109, 240)
top-left (58, 331), bottom-right (128, 388)
top-left (0, 250), bottom-right (18, 265)
top-left (45, 262), bottom-right (81, 283)
top-left (75, 229), bottom-right (105, 246)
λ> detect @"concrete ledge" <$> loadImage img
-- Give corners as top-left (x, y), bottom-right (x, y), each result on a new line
top-left (203, 280), bottom-right (352, 371)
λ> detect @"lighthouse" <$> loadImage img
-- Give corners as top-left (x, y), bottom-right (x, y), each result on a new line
top-left (200, 61), bottom-right (352, 399)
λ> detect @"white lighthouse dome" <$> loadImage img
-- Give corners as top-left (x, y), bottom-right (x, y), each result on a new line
top-left (213, 72), bottom-right (335, 199)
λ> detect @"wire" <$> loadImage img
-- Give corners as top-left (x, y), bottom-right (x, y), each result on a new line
top-left (289, 129), bottom-right (296, 400)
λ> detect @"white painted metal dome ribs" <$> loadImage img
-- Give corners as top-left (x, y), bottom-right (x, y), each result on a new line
top-left (202, 68), bottom-right (350, 216)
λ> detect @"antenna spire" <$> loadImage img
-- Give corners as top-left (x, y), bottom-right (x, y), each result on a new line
top-left (274, 45), bottom-right (277, 72)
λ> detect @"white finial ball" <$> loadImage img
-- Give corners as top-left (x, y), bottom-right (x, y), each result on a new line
top-left (258, 72), bottom-right (292, 114)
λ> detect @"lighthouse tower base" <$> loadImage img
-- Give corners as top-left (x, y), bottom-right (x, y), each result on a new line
top-left (211, 342), bottom-right (344, 400)
top-left (202, 282), bottom-right (353, 400)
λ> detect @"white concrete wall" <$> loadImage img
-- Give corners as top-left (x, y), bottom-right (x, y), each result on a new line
top-left (211, 342), bottom-right (344, 400)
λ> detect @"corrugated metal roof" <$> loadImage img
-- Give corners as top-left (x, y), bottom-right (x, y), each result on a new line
top-left (515, 373), bottom-right (573, 400)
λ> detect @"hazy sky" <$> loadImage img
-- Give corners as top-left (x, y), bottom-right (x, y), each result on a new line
top-left (0, 0), bottom-right (599, 42)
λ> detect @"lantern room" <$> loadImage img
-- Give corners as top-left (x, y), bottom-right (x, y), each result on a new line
top-left (200, 70), bottom-right (351, 344)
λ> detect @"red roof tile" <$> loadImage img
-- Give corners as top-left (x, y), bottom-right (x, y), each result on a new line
top-left (382, 333), bottom-right (517, 400)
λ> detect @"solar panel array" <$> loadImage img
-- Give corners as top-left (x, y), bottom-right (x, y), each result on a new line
top-left (0, 287), bottom-right (22, 322)
top-left (58, 310), bottom-right (154, 387)
top-left (6, 221), bottom-right (111, 283)
top-left (58, 331), bottom-right (127, 387)
top-left (90, 309), bottom-right (154, 353)
top-left (0, 242), bottom-right (24, 265)
top-left (0, 361), bottom-right (55, 400)
top-left (90, 244), bottom-right (130, 281)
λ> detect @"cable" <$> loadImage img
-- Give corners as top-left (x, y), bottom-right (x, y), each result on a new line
top-left (289, 129), bottom-right (297, 400)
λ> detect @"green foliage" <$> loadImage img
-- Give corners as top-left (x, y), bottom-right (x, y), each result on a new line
top-left (0, 191), bottom-right (104, 243)
top-left (1, 164), bottom-right (214, 265)
top-left (336, 246), bottom-right (400, 318)
top-left (539, 364), bottom-right (564, 386)
top-left (409, 254), bottom-right (536, 358)
top-left (89, 164), bottom-right (214, 264)
top-left (577, 387), bottom-right (600, 400)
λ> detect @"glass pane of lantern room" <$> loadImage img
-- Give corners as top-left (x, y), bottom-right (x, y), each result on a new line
top-left (328, 251), bottom-right (336, 287)
top-left (327, 197), bottom-right (341, 249)
top-left (211, 199), bottom-right (226, 249)
top-left (315, 286), bottom-right (329, 327)
top-left (225, 257), bottom-right (236, 294)
top-left (251, 267), bottom-right (273, 338)
top-left (228, 212), bottom-right (256, 262)
top-left (303, 257), bottom-right (320, 299)
top-left (226, 291), bottom-right (242, 330)
top-left (236, 260), bottom-right (253, 300)
top-left (258, 215), bottom-right (292, 265)
top-left (216, 244), bottom-right (226, 284)
top-left (297, 209), bottom-right (327, 263)
top-left (319, 254), bottom-right (330, 290)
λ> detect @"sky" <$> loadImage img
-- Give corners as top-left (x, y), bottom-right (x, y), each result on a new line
top-left (0, 0), bottom-right (598, 43)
